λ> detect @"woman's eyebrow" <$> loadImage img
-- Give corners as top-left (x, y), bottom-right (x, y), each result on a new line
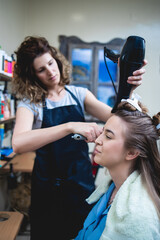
top-left (105, 129), bottom-right (115, 136)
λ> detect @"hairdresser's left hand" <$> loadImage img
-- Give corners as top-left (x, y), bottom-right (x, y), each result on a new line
top-left (127, 59), bottom-right (148, 89)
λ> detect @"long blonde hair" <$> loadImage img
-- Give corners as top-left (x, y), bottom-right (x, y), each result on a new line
top-left (115, 101), bottom-right (160, 217)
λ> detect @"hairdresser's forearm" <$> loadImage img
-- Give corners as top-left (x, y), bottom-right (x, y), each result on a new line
top-left (12, 123), bottom-right (72, 153)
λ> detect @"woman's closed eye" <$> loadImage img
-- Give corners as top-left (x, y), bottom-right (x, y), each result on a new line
top-left (37, 68), bottom-right (44, 73)
top-left (49, 60), bottom-right (54, 66)
top-left (105, 129), bottom-right (114, 140)
top-left (106, 135), bottom-right (112, 139)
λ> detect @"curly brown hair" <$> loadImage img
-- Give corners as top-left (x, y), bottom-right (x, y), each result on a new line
top-left (12, 36), bottom-right (72, 104)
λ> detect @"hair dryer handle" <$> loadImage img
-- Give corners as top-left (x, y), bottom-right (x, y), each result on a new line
top-left (121, 60), bottom-right (144, 97)
top-left (112, 61), bottom-right (143, 111)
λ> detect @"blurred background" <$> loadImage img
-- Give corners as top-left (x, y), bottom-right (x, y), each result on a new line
top-left (0, 0), bottom-right (160, 115)
top-left (0, 1), bottom-right (159, 238)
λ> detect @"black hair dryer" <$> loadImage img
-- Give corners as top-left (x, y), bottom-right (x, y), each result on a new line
top-left (104, 36), bottom-right (145, 112)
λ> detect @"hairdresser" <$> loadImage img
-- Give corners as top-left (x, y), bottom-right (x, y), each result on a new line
top-left (75, 100), bottom-right (160, 240)
top-left (11, 36), bottom-right (147, 240)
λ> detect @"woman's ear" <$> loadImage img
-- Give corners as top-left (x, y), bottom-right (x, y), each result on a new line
top-left (126, 148), bottom-right (140, 161)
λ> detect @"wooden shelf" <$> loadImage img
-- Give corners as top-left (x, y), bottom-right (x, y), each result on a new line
top-left (0, 116), bottom-right (16, 124)
top-left (0, 152), bottom-right (36, 173)
top-left (0, 211), bottom-right (23, 240)
top-left (0, 73), bottom-right (12, 82)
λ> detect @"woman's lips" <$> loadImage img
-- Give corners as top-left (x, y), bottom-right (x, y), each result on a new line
top-left (94, 148), bottom-right (101, 155)
top-left (50, 75), bottom-right (57, 80)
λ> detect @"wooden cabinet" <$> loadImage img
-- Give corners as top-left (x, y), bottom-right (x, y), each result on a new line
top-left (59, 35), bottom-right (125, 107)
top-left (59, 35), bottom-right (125, 122)
top-left (0, 73), bottom-right (12, 82)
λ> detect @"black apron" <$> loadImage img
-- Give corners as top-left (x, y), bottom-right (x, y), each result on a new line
top-left (30, 88), bottom-right (95, 240)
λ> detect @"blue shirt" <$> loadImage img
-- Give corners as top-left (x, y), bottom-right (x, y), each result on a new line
top-left (75, 182), bottom-right (115, 240)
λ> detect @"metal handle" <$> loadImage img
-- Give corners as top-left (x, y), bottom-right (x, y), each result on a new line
top-left (71, 134), bottom-right (87, 141)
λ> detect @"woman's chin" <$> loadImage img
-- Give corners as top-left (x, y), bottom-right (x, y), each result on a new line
top-left (93, 156), bottom-right (100, 165)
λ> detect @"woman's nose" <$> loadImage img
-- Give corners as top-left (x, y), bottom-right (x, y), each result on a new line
top-left (46, 66), bottom-right (53, 75)
top-left (95, 134), bottom-right (103, 145)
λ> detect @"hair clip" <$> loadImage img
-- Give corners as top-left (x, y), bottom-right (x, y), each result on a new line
top-left (121, 93), bottom-right (142, 112)
top-left (156, 123), bottom-right (160, 130)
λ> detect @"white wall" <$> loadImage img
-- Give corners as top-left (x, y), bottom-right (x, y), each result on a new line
top-left (0, 0), bottom-right (160, 210)
top-left (0, 0), bottom-right (28, 54)
top-left (0, 0), bottom-right (160, 115)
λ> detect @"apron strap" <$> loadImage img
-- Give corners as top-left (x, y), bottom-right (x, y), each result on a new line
top-left (65, 86), bottom-right (84, 115)
top-left (42, 87), bottom-right (84, 116)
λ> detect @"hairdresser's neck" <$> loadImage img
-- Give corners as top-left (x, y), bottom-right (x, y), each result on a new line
top-left (48, 85), bottom-right (65, 100)
top-left (48, 84), bottom-right (64, 93)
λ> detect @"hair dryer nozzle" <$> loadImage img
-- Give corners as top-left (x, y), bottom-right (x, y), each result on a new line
top-left (121, 36), bottom-right (145, 63)
top-left (111, 36), bottom-right (145, 113)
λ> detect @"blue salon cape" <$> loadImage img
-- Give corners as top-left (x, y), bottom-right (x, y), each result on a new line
top-left (75, 182), bottom-right (115, 240)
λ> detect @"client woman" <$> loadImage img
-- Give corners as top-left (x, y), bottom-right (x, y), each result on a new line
top-left (75, 99), bottom-right (160, 240)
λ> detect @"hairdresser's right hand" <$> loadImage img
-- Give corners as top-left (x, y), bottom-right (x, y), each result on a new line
top-left (68, 122), bottom-right (103, 142)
